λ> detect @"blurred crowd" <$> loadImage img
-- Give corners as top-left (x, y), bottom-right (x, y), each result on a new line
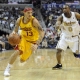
top-left (0, 6), bottom-right (22, 31)
top-left (0, 34), bottom-right (13, 51)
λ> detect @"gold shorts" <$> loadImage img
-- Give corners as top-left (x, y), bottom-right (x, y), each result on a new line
top-left (18, 37), bottom-right (34, 61)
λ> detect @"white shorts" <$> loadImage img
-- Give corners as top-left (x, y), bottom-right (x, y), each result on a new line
top-left (56, 34), bottom-right (79, 53)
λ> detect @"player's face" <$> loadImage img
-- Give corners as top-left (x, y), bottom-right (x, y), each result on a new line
top-left (24, 10), bottom-right (33, 19)
top-left (63, 6), bottom-right (70, 13)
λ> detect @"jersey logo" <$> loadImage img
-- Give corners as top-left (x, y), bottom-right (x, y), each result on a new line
top-left (21, 27), bottom-right (33, 36)
top-left (63, 21), bottom-right (75, 26)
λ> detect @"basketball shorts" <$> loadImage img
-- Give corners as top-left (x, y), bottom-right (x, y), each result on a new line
top-left (18, 37), bottom-right (35, 61)
top-left (56, 34), bottom-right (79, 53)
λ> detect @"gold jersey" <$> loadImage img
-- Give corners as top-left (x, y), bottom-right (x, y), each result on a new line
top-left (19, 16), bottom-right (39, 42)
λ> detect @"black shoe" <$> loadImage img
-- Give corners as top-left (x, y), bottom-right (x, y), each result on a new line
top-left (73, 53), bottom-right (80, 58)
top-left (52, 64), bottom-right (62, 70)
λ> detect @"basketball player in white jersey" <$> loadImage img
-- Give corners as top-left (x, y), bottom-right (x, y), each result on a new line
top-left (52, 5), bottom-right (80, 69)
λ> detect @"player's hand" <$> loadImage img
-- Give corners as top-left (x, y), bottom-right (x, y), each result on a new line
top-left (31, 44), bottom-right (38, 52)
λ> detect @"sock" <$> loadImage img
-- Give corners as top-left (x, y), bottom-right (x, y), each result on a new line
top-left (7, 63), bottom-right (12, 68)
top-left (58, 64), bottom-right (62, 65)
top-left (5, 63), bottom-right (12, 71)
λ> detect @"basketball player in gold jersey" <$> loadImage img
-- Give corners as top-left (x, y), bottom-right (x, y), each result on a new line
top-left (4, 7), bottom-right (44, 76)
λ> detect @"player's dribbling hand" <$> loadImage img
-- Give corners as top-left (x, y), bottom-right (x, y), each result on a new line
top-left (31, 44), bottom-right (38, 52)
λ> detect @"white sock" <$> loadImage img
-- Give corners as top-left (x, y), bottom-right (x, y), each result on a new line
top-left (5, 63), bottom-right (12, 71)
top-left (59, 64), bottom-right (62, 65)
top-left (7, 63), bottom-right (12, 68)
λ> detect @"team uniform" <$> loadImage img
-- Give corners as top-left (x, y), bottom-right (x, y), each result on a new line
top-left (56, 12), bottom-right (80, 53)
top-left (4, 8), bottom-right (41, 77)
top-left (18, 16), bottom-right (39, 61)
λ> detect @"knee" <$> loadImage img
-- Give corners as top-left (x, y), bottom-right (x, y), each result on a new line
top-left (57, 49), bottom-right (62, 54)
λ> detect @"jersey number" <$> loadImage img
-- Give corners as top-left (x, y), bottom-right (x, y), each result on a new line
top-left (26, 31), bottom-right (33, 36)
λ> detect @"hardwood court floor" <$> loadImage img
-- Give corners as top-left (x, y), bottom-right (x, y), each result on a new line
top-left (0, 49), bottom-right (80, 80)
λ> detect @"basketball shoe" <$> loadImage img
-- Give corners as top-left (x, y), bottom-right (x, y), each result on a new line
top-left (52, 64), bottom-right (62, 70)
top-left (4, 64), bottom-right (12, 76)
top-left (73, 53), bottom-right (80, 58)
top-left (4, 68), bottom-right (10, 77)
top-left (4, 70), bottom-right (10, 77)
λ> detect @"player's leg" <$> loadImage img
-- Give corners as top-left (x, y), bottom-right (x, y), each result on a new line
top-left (4, 50), bottom-right (20, 76)
top-left (52, 49), bottom-right (62, 69)
top-left (70, 40), bottom-right (80, 58)
top-left (18, 42), bottom-right (33, 66)
top-left (52, 36), bottom-right (68, 69)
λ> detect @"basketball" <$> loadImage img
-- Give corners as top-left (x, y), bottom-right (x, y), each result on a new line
top-left (8, 33), bottom-right (21, 45)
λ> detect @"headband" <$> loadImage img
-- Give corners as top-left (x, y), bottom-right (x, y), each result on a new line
top-left (23, 8), bottom-right (32, 12)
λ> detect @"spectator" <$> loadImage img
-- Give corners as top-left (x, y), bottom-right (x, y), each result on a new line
top-left (42, 38), bottom-right (48, 48)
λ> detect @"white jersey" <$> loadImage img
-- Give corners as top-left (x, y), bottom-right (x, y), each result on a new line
top-left (61, 12), bottom-right (80, 36)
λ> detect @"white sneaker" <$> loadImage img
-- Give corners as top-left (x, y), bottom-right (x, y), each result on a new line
top-left (4, 71), bottom-right (10, 77)
top-left (4, 64), bottom-right (12, 76)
